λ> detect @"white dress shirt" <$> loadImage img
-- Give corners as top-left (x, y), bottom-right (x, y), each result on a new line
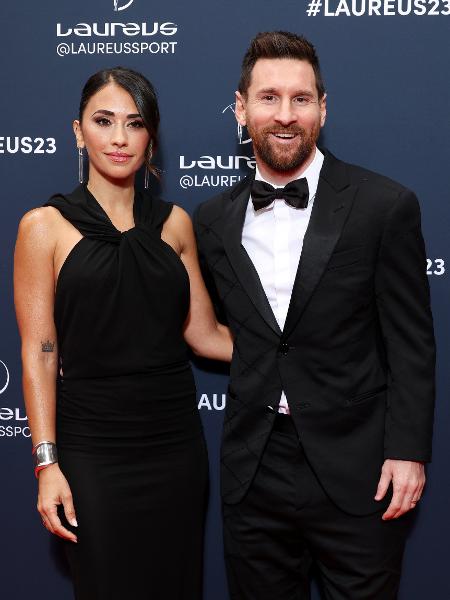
top-left (242, 147), bottom-right (324, 413)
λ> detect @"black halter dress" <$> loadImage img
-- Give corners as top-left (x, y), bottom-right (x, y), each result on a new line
top-left (45, 185), bottom-right (208, 600)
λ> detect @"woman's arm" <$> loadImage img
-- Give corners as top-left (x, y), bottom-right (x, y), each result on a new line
top-left (163, 206), bottom-right (233, 362)
top-left (14, 208), bottom-right (77, 542)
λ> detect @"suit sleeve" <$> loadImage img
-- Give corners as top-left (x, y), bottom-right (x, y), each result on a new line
top-left (192, 204), bottom-right (228, 326)
top-left (375, 189), bottom-right (435, 462)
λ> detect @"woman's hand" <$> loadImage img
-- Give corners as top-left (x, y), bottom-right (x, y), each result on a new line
top-left (38, 463), bottom-right (78, 543)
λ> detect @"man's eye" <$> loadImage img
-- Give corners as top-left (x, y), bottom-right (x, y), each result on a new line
top-left (294, 97), bottom-right (309, 105)
top-left (94, 117), bottom-right (111, 126)
top-left (261, 95), bottom-right (276, 103)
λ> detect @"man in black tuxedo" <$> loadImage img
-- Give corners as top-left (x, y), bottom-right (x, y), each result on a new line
top-left (194, 31), bottom-right (435, 599)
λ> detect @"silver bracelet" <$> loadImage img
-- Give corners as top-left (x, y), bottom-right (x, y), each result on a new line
top-left (32, 441), bottom-right (58, 478)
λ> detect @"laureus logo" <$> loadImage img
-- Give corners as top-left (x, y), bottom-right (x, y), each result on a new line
top-left (0, 361), bottom-right (10, 395)
top-left (222, 103), bottom-right (252, 145)
top-left (113, 0), bottom-right (134, 11)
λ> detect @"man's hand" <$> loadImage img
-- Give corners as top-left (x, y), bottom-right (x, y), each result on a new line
top-left (375, 459), bottom-right (425, 520)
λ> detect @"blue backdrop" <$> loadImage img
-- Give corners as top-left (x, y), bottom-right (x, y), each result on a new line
top-left (0, 1), bottom-right (448, 598)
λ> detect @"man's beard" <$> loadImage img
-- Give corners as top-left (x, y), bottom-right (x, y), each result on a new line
top-left (247, 122), bottom-right (320, 173)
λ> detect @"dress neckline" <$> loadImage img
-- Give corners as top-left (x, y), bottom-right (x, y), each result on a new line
top-left (83, 185), bottom-right (138, 234)
top-left (45, 184), bottom-right (173, 244)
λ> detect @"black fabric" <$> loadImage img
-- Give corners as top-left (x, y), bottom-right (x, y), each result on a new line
top-left (46, 186), bottom-right (207, 599)
top-left (271, 412), bottom-right (298, 435)
top-left (46, 185), bottom-right (190, 378)
top-left (251, 177), bottom-right (309, 211)
top-left (223, 425), bottom-right (412, 600)
top-left (193, 149), bottom-right (435, 516)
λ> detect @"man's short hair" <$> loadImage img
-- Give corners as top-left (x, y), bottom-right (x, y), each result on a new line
top-left (238, 31), bottom-right (325, 100)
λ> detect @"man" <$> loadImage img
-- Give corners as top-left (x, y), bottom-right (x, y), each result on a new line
top-left (194, 31), bottom-right (435, 599)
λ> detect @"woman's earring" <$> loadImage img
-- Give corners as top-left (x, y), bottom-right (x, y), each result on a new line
top-left (237, 123), bottom-right (243, 145)
top-left (144, 140), bottom-right (153, 190)
top-left (78, 147), bottom-right (84, 184)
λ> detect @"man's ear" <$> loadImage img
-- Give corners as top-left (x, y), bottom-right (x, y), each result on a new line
top-left (319, 93), bottom-right (327, 128)
top-left (234, 91), bottom-right (247, 127)
top-left (73, 120), bottom-right (85, 148)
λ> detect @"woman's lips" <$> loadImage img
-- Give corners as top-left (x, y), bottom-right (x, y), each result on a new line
top-left (106, 152), bottom-right (132, 163)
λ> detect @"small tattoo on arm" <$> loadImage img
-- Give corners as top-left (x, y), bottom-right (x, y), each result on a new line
top-left (41, 340), bottom-right (55, 353)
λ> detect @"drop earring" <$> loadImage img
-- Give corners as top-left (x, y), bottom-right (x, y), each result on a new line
top-left (237, 123), bottom-right (243, 145)
top-left (144, 140), bottom-right (153, 190)
top-left (78, 147), bottom-right (84, 184)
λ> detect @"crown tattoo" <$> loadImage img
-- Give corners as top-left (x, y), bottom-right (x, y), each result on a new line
top-left (41, 340), bottom-right (55, 353)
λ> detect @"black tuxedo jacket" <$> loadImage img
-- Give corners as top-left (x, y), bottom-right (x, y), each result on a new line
top-left (193, 150), bottom-right (435, 516)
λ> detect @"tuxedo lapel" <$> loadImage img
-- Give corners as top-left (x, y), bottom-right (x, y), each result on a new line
top-left (222, 175), bottom-right (282, 336)
top-left (283, 152), bottom-right (358, 337)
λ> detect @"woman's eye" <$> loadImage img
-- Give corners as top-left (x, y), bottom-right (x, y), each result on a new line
top-left (129, 120), bottom-right (145, 129)
top-left (94, 117), bottom-right (111, 126)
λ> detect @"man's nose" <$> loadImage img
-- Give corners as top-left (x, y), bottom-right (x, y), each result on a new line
top-left (274, 98), bottom-right (296, 126)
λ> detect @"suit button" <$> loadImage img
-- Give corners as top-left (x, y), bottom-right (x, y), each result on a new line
top-left (278, 342), bottom-right (289, 356)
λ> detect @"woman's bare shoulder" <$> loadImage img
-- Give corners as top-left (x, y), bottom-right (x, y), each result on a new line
top-left (17, 206), bottom-right (63, 248)
top-left (19, 206), bottom-right (62, 229)
top-left (166, 204), bottom-right (192, 230)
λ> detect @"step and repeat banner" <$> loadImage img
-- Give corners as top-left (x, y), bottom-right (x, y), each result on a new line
top-left (0, 1), bottom-right (448, 598)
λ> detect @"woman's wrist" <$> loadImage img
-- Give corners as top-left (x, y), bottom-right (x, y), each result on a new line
top-left (32, 440), bottom-right (58, 478)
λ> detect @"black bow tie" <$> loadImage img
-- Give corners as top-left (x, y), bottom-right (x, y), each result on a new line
top-left (251, 178), bottom-right (309, 211)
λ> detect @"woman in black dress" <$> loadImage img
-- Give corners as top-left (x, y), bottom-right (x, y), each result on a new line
top-left (14, 67), bottom-right (232, 600)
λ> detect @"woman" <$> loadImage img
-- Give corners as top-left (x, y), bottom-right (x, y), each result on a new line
top-left (14, 67), bottom-right (232, 600)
